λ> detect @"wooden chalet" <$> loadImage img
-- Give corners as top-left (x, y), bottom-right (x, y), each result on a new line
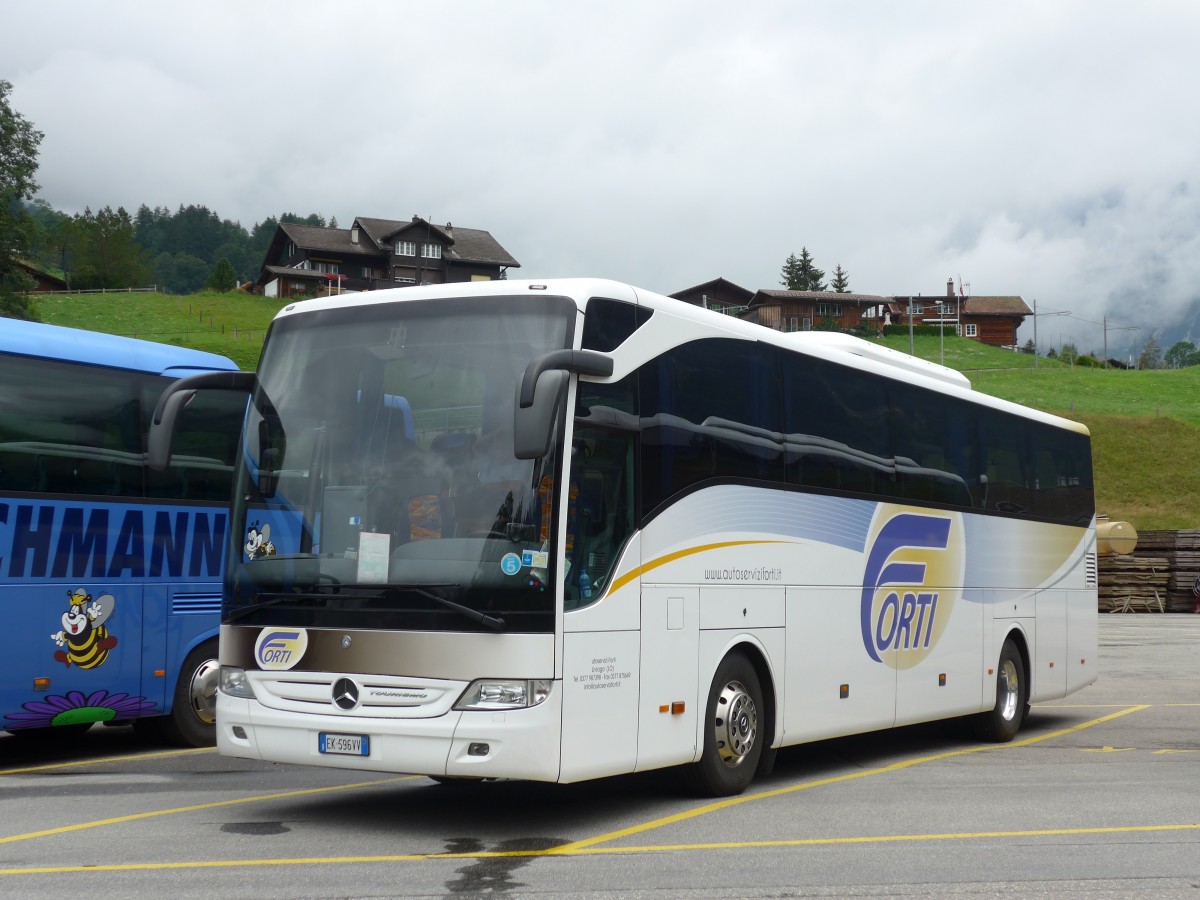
top-left (11, 259), bottom-right (69, 292)
top-left (258, 215), bottom-right (520, 298)
top-left (739, 289), bottom-right (891, 333)
top-left (669, 278), bottom-right (754, 316)
top-left (671, 276), bottom-right (1031, 349)
top-left (890, 280), bottom-right (1032, 348)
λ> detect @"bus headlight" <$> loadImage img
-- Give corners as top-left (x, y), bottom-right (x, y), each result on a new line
top-left (455, 679), bottom-right (551, 711)
top-left (219, 666), bottom-right (256, 699)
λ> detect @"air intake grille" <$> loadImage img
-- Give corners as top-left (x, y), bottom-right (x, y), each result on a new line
top-left (172, 592), bottom-right (222, 615)
top-left (1085, 553), bottom-right (1098, 588)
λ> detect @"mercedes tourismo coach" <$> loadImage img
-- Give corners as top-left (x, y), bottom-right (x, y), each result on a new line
top-left (150, 278), bottom-right (1097, 795)
top-left (2, 319), bottom-right (245, 745)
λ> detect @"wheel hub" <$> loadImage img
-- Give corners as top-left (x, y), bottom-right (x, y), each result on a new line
top-left (714, 680), bottom-right (757, 767)
top-left (998, 658), bottom-right (1020, 722)
top-left (189, 657), bottom-right (220, 726)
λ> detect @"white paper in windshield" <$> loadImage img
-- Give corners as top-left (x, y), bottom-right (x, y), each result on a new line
top-left (357, 531), bottom-right (391, 583)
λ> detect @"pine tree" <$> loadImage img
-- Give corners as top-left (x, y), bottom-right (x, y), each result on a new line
top-left (780, 247), bottom-right (826, 291)
top-left (830, 264), bottom-right (850, 293)
top-left (206, 258), bottom-right (238, 292)
top-left (780, 253), bottom-right (802, 290)
top-left (795, 247), bottom-right (825, 291)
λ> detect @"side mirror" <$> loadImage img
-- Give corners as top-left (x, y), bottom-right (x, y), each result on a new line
top-left (514, 370), bottom-right (567, 459)
top-left (518, 349), bottom-right (613, 409)
top-left (513, 349), bottom-right (613, 460)
top-left (149, 370), bottom-right (258, 470)
top-left (257, 416), bottom-right (286, 498)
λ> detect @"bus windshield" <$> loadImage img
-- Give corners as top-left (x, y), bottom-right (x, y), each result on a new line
top-left (227, 294), bottom-right (575, 634)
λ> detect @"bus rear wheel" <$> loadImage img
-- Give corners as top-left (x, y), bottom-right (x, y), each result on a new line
top-left (685, 652), bottom-right (763, 797)
top-left (973, 638), bottom-right (1027, 742)
top-left (135, 638), bottom-right (219, 747)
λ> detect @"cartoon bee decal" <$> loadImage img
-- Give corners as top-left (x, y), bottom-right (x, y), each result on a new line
top-left (51, 588), bottom-right (118, 669)
top-left (245, 522), bottom-right (276, 560)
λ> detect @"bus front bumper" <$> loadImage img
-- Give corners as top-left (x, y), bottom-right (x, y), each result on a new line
top-left (216, 688), bottom-right (563, 782)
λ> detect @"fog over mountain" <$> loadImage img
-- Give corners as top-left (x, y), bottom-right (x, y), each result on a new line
top-left (7, 2), bottom-right (1200, 357)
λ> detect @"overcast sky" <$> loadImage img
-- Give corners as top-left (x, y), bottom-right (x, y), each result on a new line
top-left (8, 1), bottom-right (1200, 353)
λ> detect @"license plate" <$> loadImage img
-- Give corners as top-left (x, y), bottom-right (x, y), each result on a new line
top-left (319, 732), bottom-right (369, 756)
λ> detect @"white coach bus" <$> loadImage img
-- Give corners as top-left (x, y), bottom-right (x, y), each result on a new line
top-left (151, 278), bottom-right (1097, 796)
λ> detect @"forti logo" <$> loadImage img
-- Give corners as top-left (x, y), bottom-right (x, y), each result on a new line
top-left (859, 509), bottom-right (964, 670)
top-left (254, 628), bottom-right (308, 671)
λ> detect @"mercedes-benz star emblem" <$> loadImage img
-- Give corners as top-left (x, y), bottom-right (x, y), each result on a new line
top-left (332, 677), bottom-right (360, 710)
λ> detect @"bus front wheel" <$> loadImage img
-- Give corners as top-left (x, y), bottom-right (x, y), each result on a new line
top-left (135, 638), bottom-right (219, 747)
top-left (685, 652), bottom-right (763, 797)
top-left (973, 638), bottom-right (1027, 742)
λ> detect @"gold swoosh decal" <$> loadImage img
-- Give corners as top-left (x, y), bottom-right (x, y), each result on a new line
top-left (608, 540), bottom-right (791, 593)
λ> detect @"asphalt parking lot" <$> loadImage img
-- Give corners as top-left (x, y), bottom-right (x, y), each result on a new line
top-left (1, 614), bottom-right (1197, 899)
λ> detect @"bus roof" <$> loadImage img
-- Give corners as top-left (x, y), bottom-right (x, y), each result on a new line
top-left (266, 278), bottom-right (1086, 436)
top-left (0, 318), bottom-right (239, 376)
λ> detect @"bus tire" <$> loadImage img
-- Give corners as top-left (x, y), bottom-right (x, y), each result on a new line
top-left (685, 652), bottom-right (764, 797)
top-left (973, 638), bottom-right (1026, 742)
top-left (138, 639), bottom-right (220, 747)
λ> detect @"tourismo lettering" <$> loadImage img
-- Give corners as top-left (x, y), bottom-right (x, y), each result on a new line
top-left (0, 502), bottom-right (227, 581)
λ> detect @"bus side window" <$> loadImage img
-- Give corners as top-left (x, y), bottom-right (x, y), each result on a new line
top-left (979, 408), bottom-right (1027, 513)
top-left (570, 372), bottom-right (638, 610)
top-left (566, 427), bottom-right (635, 610)
top-left (143, 378), bottom-right (243, 502)
top-left (0, 355), bottom-right (141, 497)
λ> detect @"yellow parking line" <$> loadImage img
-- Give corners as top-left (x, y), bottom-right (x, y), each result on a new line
top-left (547, 704), bottom-right (1150, 854)
top-left (3, 821), bottom-right (1199, 875)
top-left (0, 775), bottom-right (419, 845)
top-left (0, 704), bottom-right (1157, 873)
top-left (0, 746), bottom-right (215, 776)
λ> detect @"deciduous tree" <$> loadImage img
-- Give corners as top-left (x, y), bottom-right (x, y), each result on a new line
top-left (0, 79), bottom-right (44, 320)
top-left (1164, 340), bottom-right (1200, 369)
top-left (70, 206), bottom-right (152, 289)
top-left (1138, 336), bottom-right (1163, 370)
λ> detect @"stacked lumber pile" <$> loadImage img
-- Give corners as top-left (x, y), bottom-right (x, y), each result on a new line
top-left (1099, 530), bottom-right (1200, 613)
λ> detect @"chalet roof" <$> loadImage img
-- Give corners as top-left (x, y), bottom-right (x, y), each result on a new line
top-left (355, 217), bottom-right (520, 267)
top-left (278, 222), bottom-right (379, 258)
top-left (749, 289), bottom-right (889, 306)
top-left (273, 218), bottom-right (520, 269)
top-left (261, 264), bottom-right (329, 281)
top-left (12, 258), bottom-right (68, 289)
top-left (669, 277), bottom-right (754, 303)
top-left (963, 296), bottom-right (1032, 317)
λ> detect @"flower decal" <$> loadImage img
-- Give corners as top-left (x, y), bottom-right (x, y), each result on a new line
top-left (4, 691), bottom-right (158, 730)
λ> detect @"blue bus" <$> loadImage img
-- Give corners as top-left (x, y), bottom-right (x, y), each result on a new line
top-left (0, 319), bottom-right (245, 745)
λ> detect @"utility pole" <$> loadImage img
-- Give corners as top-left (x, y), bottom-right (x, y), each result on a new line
top-left (908, 296), bottom-right (915, 356)
top-left (1030, 299), bottom-right (1070, 368)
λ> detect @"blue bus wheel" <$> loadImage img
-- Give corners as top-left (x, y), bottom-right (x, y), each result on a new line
top-left (136, 638), bottom-right (219, 747)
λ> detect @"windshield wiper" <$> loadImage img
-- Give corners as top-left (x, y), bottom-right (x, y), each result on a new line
top-left (225, 593), bottom-right (313, 624)
top-left (226, 585), bottom-right (506, 631)
top-left (407, 586), bottom-right (506, 631)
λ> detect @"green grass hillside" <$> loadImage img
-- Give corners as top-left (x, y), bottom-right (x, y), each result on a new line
top-left (878, 334), bottom-right (1199, 530)
top-left (34, 290), bottom-right (287, 371)
top-left (30, 296), bottom-right (1199, 531)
